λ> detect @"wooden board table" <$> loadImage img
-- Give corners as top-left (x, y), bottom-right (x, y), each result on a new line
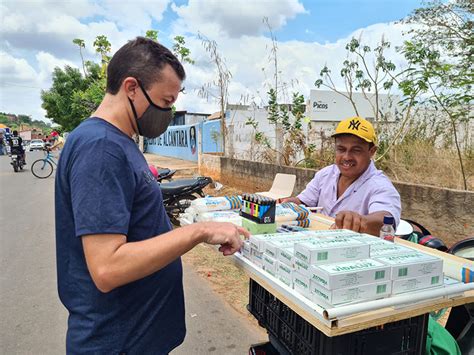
top-left (235, 213), bottom-right (474, 337)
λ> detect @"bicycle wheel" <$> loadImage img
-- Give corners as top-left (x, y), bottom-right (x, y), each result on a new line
top-left (32, 159), bottom-right (54, 178)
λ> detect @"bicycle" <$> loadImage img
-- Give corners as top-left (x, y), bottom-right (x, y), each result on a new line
top-left (31, 148), bottom-right (58, 178)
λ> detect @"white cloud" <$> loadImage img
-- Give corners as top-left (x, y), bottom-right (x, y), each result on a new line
top-left (174, 22), bottom-right (411, 113)
top-left (36, 51), bottom-right (77, 86)
top-left (0, 0), bottom-right (414, 124)
top-left (0, 51), bottom-right (78, 121)
top-left (101, 0), bottom-right (171, 31)
top-left (0, 0), bottom-right (169, 60)
top-left (171, 0), bottom-right (306, 38)
top-left (0, 52), bottom-right (38, 83)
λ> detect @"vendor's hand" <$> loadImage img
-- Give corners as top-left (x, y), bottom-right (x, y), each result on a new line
top-left (201, 222), bottom-right (250, 256)
top-left (334, 211), bottom-right (367, 232)
top-left (279, 197), bottom-right (301, 204)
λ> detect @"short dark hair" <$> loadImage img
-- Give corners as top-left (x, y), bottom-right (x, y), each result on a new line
top-left (106, 37), bottom-right (186, 94)
top-left (13, 130), bottom-right (18, 136)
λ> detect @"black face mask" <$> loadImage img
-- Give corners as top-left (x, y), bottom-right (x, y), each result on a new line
top-left (129, 80), bottom-right (173, 138)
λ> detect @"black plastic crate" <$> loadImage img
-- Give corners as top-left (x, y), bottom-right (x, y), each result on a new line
top-left (248, 280), bottom-right (428, 355)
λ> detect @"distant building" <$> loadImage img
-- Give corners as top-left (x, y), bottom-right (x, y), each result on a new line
top-left (308, 90), bottom-right (399, 122)
top-left (171, 111), bottom-right (210, 126)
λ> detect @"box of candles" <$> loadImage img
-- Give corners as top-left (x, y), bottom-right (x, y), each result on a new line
top-left (240, 193), bottom-right (276, 224)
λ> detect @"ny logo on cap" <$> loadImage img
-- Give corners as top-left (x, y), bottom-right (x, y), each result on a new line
top-left (348, 119), bottom-right (361, 130)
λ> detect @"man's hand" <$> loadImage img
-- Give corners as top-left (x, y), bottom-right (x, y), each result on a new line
top-left (201, 222), bottom-right (249, 256)
top-left (333, 211), bottom-right (367, 232)
top-left (332, 210), bottom-right (389, 236)
top-left (279, 196), bottom-right (302, 204)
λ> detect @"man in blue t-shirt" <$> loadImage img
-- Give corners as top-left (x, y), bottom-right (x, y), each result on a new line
top-left (55, 37), bottom-right (248, 354)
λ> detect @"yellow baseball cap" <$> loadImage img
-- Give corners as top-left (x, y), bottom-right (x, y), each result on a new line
top-left (332, 116), bottom-right (376, 144)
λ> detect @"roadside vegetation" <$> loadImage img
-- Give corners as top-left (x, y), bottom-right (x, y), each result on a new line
top-left (33, 0), bottom-right (473, 192)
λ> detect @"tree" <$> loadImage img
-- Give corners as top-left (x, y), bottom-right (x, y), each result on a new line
top-left (398, 0), bottom-right (473, 190)
top-left (145, 30), bottom-right (159, 41)
top-left (93, 35), bottom-right (112, 79)
top-left (246, 90), bottom-right (314, 166)
top-left (173, 36), bottom-right (194, 64)
top-left (314, 37), bottom-right (398, 129)
top-left (198, 35), bottom-right (232, 154)
top-left (42, 32), bottom-right (195, 132)
top-left (72, 38), bottom-right (87, 77)
top-left (41, 62), bottom-right (103, 131)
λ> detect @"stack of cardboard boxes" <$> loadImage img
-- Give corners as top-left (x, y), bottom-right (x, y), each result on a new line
top-left (241, 230), bottom-right (444, 307)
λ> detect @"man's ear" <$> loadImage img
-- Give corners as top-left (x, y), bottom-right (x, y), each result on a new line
top-left (369, 144), bottom-right (377, 157)
top-left (123, 77), bottom-right (138, 99)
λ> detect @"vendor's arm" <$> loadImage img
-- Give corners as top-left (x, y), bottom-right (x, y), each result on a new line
top-left (280, 196), bottom-right (303, 204)
top-left (334, 177), bottom-right (401, 236)
top-left (334, 210), bottom-right (390, 236)
top-left (82, 222), bottom-right (248, 293)
top-left (282, 169), bottom-right (325, 206)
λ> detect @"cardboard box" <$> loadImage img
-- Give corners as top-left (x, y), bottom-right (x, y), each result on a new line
top-left (392, 274), bottom-right (443, 294)
top-left (370, 243), bottom-right (414, 257)
top-left (310, 258), bottom-right (391, 289)
top-left (249, 232), bottom-right (305, 252)
top-left (262, 254), bottom-right (278, 277)
top-left (350, 233), bottom-right (386, 245)
top-left (294, 258), bottom-right (311, 276)
top-left (240, 240), bottom-right (251, 259)
top-left (278, 263), bottom-right (293, 288)
top-left (295, 237), bottom-right (370, 265)
top-left (278, 273), bottom-right (293, 288)
top-left (301, 229), bottom-right (360, 239)
top-left (250, 248), bottom-right (263, 268)
top-left (293, 272), bottom-right (312, 299)
top-left (311, 280), bottom-right (392, 306)
top-left (278, 262), bottom-right (293, 279)
top-left (264, 237), bottom-right (311, 259)
top-left (375, 252), bottom-right (443, 280)
top-left (277, 246), bottom-right (295, 267)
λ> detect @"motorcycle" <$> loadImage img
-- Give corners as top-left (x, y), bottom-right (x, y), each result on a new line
top-left (160, 176), bottom-right (213, 225)
top-left (148, 165), bottom-right (177, 182)
top-left (10, 152), bottom-right (25, 172)
top-left (157, 168), bottom-right (176, 182)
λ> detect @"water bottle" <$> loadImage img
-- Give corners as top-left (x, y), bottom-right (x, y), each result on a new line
top-left (380, 215), bottom-right (396, 242)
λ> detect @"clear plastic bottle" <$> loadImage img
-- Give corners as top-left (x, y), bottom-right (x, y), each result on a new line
top-left (380, 215), bottom-right (396, 242)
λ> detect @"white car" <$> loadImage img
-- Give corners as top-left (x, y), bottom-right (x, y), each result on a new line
top-left (29, 139), bottom-right (45, 151)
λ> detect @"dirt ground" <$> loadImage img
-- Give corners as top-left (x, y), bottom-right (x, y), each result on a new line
top-left (182, 244), bottom-right (260, 326)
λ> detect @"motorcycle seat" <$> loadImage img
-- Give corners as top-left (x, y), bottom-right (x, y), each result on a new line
top-left (160, 178), bottom-right (205, 195)
top-left (157, 168), bottom-right (171, 176)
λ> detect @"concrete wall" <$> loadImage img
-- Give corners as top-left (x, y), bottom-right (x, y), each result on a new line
top-left (199, 154), bottom-right (474, 240)
top-left (225, 106), bottom-right (337, 162)
top-left (201, 120), bottom-right (223, 153)
top-left (394, 182), bottom-right (474, 242)
top-left (147, 123), bottom-right (199, 161)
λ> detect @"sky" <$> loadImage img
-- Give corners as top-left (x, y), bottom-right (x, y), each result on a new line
top-left (0, 0), bottom-right (424, 123)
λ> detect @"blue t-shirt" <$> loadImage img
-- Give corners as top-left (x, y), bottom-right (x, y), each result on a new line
top-left (55, 118), bottom-right (185, 354)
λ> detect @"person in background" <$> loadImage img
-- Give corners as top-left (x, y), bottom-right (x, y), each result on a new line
top-left (0, 132), bottom-right (4, 155)
top-left (50, 134), bottom-right (65, 151)
top-left (8, 130), bottom-right (26, 164)
top-left (282, 117), bottom-right (401, 236)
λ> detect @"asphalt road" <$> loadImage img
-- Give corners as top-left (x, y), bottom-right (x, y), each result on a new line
top-left (0, 151), bottom-right (266, 354)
